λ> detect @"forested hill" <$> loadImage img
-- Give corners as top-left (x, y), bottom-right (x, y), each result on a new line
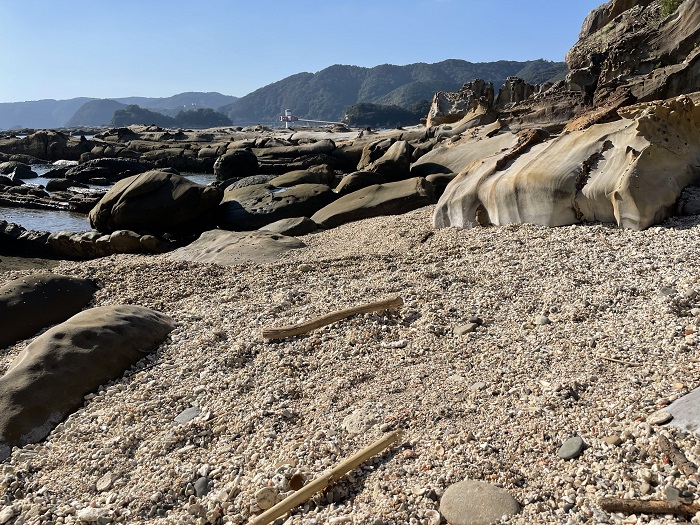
top-left (219, 59), bottom-right (567, 124)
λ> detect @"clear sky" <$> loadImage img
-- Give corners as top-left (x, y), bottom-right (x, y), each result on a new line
top-left (0, 0), bottom-right (603, 103)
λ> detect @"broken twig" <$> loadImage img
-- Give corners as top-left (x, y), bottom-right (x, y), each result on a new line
top-left (598, 356), bottom-right (641, 367)
top-left (599, 497), bottom-right (700, 518)
top-left (658, 434), bottom-right (698, 477)
top-left (262, 296), bottom-right (403, 340)
top-left (249, 430), bottom-right (404, 525)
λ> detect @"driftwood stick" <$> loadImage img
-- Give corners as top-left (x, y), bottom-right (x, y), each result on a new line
top-left (249, 430), bottom-right (404, 525)
top-left (658, 434), bottom-right (698, 477)
top-left (599, 356), bottom-right (641, 367)
top-left (262, 296), bottom-right (403, 340)
top-left (599, 497), bottom-right (700, 517)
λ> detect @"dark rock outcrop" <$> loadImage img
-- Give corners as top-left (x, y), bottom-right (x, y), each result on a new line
top-left (65, 158), bottom-right (149, 183)
top-left (218, 183), bottom-right (336, 230)
top-left (0, 305), bottom-right (176, 459)
top-left (213, 149), bottom-right (259, 181)
top-left (311, 177), bottom-right (436, 229)
top-left (0, 274), bottom-right (97, 349)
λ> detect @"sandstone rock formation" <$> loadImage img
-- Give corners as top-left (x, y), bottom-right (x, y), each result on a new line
top-left (434, 95), bottom-right (700, 231)
top-left (0, 274), bottom-right (97, 349)
top-left (425, 79), bottom-right (496, 128)
top-left (168, 229), bottom-right (305, 265)
top-left (312, 177), bottom-right (436, 229)
top-left (0, 305), bottom-right (176, 460)
top-left (88, 170), bottom-right (222, 236)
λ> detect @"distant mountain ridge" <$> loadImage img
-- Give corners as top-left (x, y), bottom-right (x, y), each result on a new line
top-left (0, 59), bottom-right (567, 129)
top-left (0, 92), bottom-right (238, 130)
top-left (220, 59), bottom-right (567, 124)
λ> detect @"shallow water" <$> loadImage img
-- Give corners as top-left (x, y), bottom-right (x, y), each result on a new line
top-left (0, 206), bottom-right (90, 232)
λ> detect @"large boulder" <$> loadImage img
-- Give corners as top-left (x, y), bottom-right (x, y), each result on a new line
top-left (0, 274), bottom-right (97, 349)
top-left (213, 148), bottom-right (259, 181)
top-left (365, 140), bottom-right (414, 181)
top-left (0, 305), bottom-right (176, 460)
top-left (434, 95), bottom-right (700, 231)
top-left (311, 177), bottom-right (436, 229)
top-left (88, 170), bottom-right (223, 236)
top-left (218, 183), bottom-right (336, 230)
top-left (335, 171), bottom-right (387, 196)
top-left (0, 161), bottom-right (37, 180)
top-left (168, 229), bottom-right (305, 265)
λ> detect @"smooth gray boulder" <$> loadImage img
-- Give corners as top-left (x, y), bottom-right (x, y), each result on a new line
top-left (0, 274), bottom-right (97, 349)
top-left (88, 170), bottom-right (223, 236)
top-left (335, 171), bottom-right (387, 196)
top-left (168, 229), bottom-right (305, 265)
top-left (218, 183), bottom-right (336, 230)
top-left (365, 140), bottom-right (413, 181)
top-left (311, 177), bottom-right (436, 229)
top-left (0, 305), bottom-right (176, 460)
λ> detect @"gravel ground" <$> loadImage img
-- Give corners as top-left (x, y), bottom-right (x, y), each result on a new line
top-left (3, 206), bottom-right (700, 524)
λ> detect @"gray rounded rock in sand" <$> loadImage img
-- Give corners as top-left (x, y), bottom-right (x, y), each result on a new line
top-left (558, 436), bottom-right (585, 459)
top-left (0, 305), bottom-right (176, 461)
top-left (440, 480), bottom-right (519, 525)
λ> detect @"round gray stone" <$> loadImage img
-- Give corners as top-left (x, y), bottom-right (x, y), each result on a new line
top-left (558, 436), bottom-right (585, 460)
top-left (440, 480), bottom-right (519, 525)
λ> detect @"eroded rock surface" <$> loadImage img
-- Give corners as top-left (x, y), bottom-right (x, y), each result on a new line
top-left (434, 95), bottom-right (700, 230)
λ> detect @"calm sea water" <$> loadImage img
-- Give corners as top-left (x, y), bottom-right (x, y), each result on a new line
top-left (1, 165), bottom-right (216, 232)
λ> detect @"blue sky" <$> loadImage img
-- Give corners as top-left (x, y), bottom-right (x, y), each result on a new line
top-left (0, 0), bottom-right (603, 103)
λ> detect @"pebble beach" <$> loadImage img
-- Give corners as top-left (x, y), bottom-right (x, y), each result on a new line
top-left (3, 205), bottom-right (700, 524)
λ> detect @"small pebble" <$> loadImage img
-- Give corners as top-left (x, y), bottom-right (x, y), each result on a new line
top-left (647, 410), bottom-right (673, 425)
top-left (255, 486), bottom-right (279, 510)
top-left (558, 436), bottom-right (585, 460)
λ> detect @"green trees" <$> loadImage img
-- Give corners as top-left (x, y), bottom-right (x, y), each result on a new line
top-left (111, 105), bottom-right (232, 128)
top-left (661, 0), bottom-right (683, 17)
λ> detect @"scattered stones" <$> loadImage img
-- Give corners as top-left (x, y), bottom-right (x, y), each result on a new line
top-left (342, 406), bottom-right (379, 435)
top-left (440, 480), bottom-right (520, 525)
top-left (558, 436), bottom-right (585, 460)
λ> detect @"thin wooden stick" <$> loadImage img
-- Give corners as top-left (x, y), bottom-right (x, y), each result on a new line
top-left (249, 430), bottom-right (404, 525)
top-left (599, 497), bottom-right (700, 517)
top-left (658, 434), bottom-right (698, 477)
top-left (598, 356), bottom-right (641, 367)
top-left (262, 296), bottom-right (403, 340)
